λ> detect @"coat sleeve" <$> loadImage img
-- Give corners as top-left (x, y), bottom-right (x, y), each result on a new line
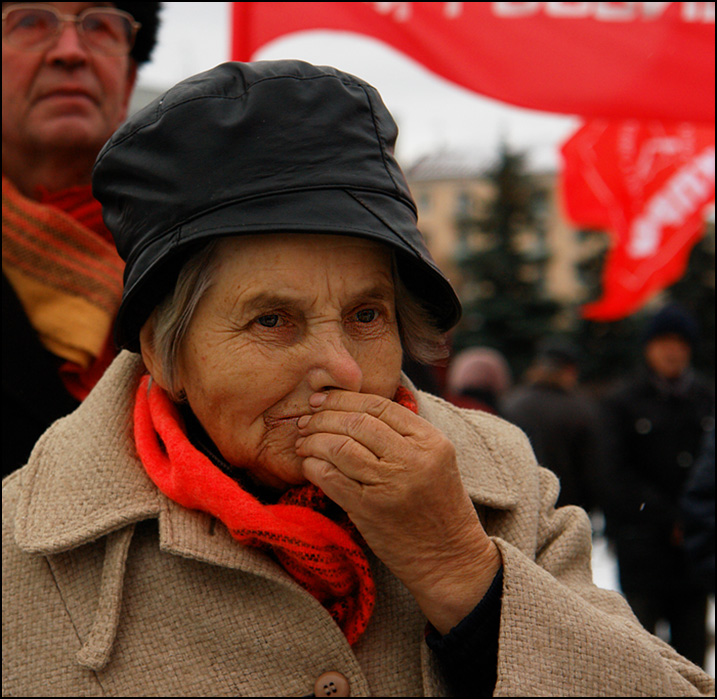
top-left (490, 459), bottom-right (714, 697)
top-left (415, 393), bottom-right (714, 696)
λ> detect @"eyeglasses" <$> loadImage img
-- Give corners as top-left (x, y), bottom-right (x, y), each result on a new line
top-left (1, 4), bottom-right (141, 56)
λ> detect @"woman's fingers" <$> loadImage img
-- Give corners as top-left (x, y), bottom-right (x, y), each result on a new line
top-left (308, 389), bottom-right (424, 437)
top-left (296, 430), bottom-right (387, 484)
top-left (295, 389), bottom-right (457, 517)
top-left (297, 388), bottom-right (441, 462)
top-left (300, 455), bottom-right (365, 503)
top-left (296, 388), bottom-right (501, 636)
top-left (297, 408), bottom-right (407, 462)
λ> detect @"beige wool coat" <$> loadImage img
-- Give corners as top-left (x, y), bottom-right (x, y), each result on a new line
top-left (3, 352), bottom-right (714, 697)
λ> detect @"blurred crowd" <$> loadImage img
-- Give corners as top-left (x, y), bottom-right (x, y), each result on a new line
top-left (422, 303), bottom-right (714, 670)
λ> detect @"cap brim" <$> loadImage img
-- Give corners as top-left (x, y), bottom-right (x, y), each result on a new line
top-left (116, 188), bottom-right (461, 351)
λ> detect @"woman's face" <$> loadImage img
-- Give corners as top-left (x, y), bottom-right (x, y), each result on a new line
top-left (170, 233), bottom-right (403, 490)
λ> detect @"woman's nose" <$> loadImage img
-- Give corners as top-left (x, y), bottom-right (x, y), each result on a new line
top-left (306, 332), bottom-right (363, 394)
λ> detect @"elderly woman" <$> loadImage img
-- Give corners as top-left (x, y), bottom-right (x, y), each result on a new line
top-left (2, 61), bottom-right (713, 697)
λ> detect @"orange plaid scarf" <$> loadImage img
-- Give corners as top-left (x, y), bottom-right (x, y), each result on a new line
top-left (2, 175), bottom-right (123, 399)
top-left (133, 373), bottom-right (418, 645)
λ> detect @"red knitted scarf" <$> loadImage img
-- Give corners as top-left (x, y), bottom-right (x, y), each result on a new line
top-left (133, 374), bottom-right (418, 645)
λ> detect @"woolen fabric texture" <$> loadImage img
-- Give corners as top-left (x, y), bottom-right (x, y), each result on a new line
top-left (92, 60), bottom-right (462, 351)
top-left (3, 352), bottom-right (714, 696)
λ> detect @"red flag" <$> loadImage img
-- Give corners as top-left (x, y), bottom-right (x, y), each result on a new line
top-left (231, 2), bottom-right (715, 122)
top-left (561, 122), bottom-right (715, 320)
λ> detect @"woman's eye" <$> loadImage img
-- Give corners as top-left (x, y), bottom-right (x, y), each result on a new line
top-left (256, 314), bottom-right (280, 328)
top-left (355, 308), bottom-right (378, 323)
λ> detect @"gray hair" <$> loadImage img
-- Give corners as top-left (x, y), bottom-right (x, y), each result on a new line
top-left (144, 240), bottom-right (448, 401)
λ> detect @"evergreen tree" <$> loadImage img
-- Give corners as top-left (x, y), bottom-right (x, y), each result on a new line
top-left (451, 144), bottom-right (560, 379)
top-left (569, 232), bottom-right (645, 389)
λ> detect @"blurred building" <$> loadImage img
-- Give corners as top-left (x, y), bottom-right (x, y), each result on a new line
top-left (129, 84), bottom-right (164, 115)
top-left (405, 150), bottom-right (608, 309)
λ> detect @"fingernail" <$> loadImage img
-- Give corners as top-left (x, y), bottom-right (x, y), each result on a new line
top-left (295, 437), bottom-right (305, 449)
top-left (309, 392), bottom-right (327, 408)
top-left (297, 415), bottom-right (311, 429)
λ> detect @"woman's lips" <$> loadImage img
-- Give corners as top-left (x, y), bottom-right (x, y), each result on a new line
top-left (263, 415), bottom-right (305, 429)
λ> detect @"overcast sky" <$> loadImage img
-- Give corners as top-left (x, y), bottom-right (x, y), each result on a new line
top-left (135, 2), bottom-right (581, 169)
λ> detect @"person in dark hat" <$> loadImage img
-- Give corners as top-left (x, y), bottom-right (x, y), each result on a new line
top-left (597, 304), bottom-right (715, 669)
top-left (3, 62), bottom-right (713, 697)
top-left (2, 2), bottom-right (161, 476)
top-left (501, 338), bottom-right (602, 510)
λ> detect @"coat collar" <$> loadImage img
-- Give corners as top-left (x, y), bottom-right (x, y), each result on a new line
top-left (14, 352), bottom-right (159, 555)
top-left (414, 387), bottom-right (520, 510)
top-left (14, 352), bottom-right (519, 558)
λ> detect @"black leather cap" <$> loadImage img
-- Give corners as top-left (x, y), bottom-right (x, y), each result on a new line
top-left (93, 60), bottom-right (461, 351)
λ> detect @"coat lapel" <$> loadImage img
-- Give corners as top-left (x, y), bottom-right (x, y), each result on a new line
top-left (413, 387), bottom-right (521, 511)
top-left (14, 352), bottom-right (158, 554)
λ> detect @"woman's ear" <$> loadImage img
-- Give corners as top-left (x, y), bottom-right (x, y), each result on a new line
top-left (139, 317), bottom-right (170, 391)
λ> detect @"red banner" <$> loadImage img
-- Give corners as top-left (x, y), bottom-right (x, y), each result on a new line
top-left (561, 121), bottom-right (715, 320)
top-left (231, 2), bottom-right (715, 122)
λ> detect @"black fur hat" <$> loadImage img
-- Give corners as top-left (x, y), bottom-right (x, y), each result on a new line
top-left (114, 2), bottom-right (161, 65)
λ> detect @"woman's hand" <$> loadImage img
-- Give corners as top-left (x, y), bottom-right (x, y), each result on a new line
top-left (296, 389), bottom-right (501, 634)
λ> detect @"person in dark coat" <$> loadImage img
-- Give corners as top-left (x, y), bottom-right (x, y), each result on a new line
top-left (597, 304), bottom-right (715, 669)
top-left (680, 422), bottom-right (715, 595)
top-left (2, 3), bottom-right (161, 477)
top-left (501, 339), bottom-right (601, 511)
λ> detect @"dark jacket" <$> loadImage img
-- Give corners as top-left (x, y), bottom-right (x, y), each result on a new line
top-left (598, 367), bottom-right (714, 593)
top-left (2, 274), bottom-right (80, 476)
top-left (501, 382), bottom-right (602, 510)
top-left (680, 425), bottom-right (715, 594)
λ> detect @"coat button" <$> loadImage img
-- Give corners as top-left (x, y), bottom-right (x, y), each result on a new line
top-left (314, 670), bottom-right (350, 697)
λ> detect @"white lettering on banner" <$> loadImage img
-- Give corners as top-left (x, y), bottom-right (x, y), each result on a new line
top-left (367, 1), bottom-right (715, 22)
top-left (492, 2), bottom-right (715, 22)
top-left (628, 147), bottom-right (715, 258)
top-left (633, 137), bottom-right (685, 184)
top-left (683, 2), bottom-right (716, 21)
top-left (371, 2), bottom-right (412, 22)
top-left (368, 3), bottom-right (466, 21)
top-left (445, 3), bottom-right (465, 18)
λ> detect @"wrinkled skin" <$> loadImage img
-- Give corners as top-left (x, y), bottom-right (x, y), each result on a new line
top-left (297, 388), bottom-right (501, 633)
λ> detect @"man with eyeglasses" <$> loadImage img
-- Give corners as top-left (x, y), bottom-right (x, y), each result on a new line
top-left (2, 3), bottom-right (161, 477)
